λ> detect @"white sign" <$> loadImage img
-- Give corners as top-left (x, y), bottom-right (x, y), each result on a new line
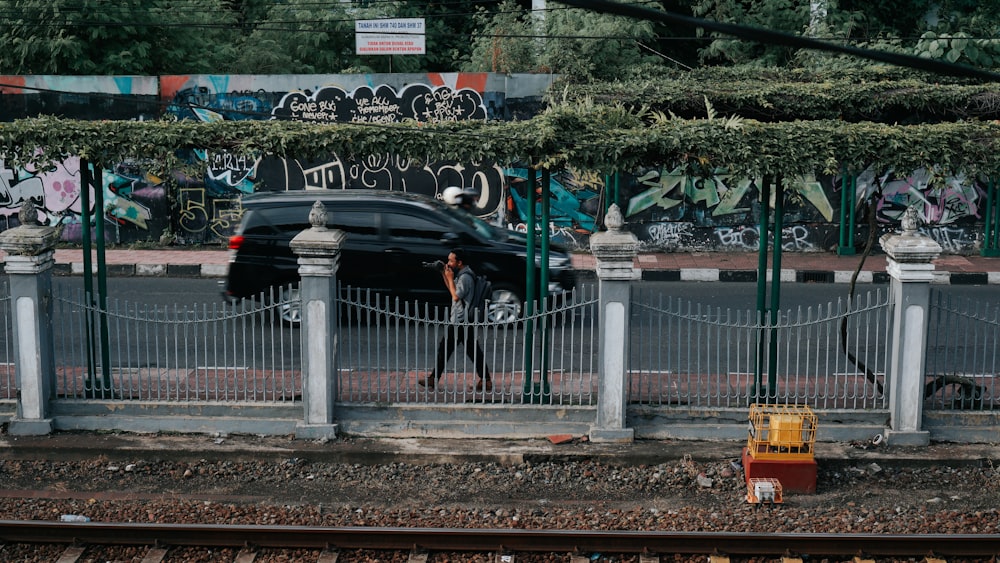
top-left (355, 18), bottom-right (426, 55)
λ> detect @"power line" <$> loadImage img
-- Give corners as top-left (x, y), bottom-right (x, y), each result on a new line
top-left (1, 6), bottom-right (997, 44)
top-left (558, 0), bottom-right (1000, 82)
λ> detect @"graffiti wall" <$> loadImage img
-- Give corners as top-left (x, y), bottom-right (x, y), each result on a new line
top-left (167, 75), bottom-right (508, 244)
top-left (0, 73), bottom-right (991, 254)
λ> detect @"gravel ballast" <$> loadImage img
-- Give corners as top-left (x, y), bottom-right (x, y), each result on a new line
top-left (0, 433), bottom-right (997, 535)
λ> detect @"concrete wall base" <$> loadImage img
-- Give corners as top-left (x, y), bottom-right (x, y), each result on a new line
top-left (8, 418), bottom-right (53, 436)
top-left (296, 423), bottom-right (339, 440)
top-left (589, 427), bottom-right (635, 443)
top-left (886, 429), bottom-right (930, 446)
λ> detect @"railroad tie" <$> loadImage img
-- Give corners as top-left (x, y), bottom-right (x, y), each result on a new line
top-left (139, 547), bottom-right (169, 563)
top-left (316, 548), bottom-right (340, 563)
top-left (234, 548), bottom-right (257, 563)
top-left (639, 555), bottom-right (660, 563)
top-left (407, 550), bottom-right (429, 563)
top-left (55, 546), bottom-right (86, 563)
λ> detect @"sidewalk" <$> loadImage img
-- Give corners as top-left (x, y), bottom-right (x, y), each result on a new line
top-left (7, 247), bottom-right (997, 285)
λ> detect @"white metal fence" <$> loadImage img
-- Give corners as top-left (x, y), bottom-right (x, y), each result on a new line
top-left (52, 284), bottom-right (301, 402)
top-left (336, 284), bottom-right (599, 405)
top-left (629, 287), bottom-right (894, 410)
top-left (6, 273), bottom-right (994, 424)
top-left (926, 290), bottom-right (1000, 410)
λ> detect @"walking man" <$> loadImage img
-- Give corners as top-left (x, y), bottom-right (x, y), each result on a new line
top-left (419, 248), bottom-right (493, 391)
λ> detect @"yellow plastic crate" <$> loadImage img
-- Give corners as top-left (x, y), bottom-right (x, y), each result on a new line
top-left (747, 403), bottom-right (817, 460)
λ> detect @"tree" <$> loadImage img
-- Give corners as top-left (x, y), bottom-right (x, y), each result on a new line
top-left (464, 0), bottom-right (538, 73)
top-left (227, 0), bottom-right (359, 74)
top-left (464, 1), bottom-right (662, 82)
top-left (540, 2), bottom-right (661, 82)
top-left (691, 0), bottom-right (813, 66)
top-left (0, 0), bottom-right (240, 74)
top-left (693, 0), bottom-right (1000, 71)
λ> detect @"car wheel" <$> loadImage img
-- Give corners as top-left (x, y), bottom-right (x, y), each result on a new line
top-left (277, 286), bottom-right (301, 327)
top-left (489, 285), bottom-right (523, 323)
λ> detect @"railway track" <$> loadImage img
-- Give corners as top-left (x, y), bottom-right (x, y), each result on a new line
top-left (2, 520), bottom-right (1000, 562)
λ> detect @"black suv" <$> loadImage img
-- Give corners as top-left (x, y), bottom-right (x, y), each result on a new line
top-left (223, 190), bottom-right (575, 322)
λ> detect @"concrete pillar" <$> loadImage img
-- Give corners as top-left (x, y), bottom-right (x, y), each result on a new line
top-left (588, 204), bottom-right (640, 443)
top-left (289, 201), bottom-right (346, 440)
top-left (880, 207), bottom-right (941, 446)
top-left (0, 202), bottom-right (60, 435)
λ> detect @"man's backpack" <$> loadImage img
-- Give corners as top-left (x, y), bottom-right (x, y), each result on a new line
top-left (461, 269), bottom-right (493, 322)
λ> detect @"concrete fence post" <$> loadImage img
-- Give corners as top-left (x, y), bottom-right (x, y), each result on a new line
top-left (290, 201), bottom-right (346, 440)
top-left (588, 204), bottom-right (640, 443)
top-left (0, 202), bottom-right (60, 435)
top-left (879, 207), bottom-right (942, 446)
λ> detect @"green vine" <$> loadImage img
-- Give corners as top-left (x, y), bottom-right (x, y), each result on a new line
top-left (567, 76), bottom-right (1000, 122)
top-left (2, 111), bottom-right (1000, 178)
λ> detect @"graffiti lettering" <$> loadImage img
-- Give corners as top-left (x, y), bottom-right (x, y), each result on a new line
top-left (272, 84), bottom-right (487, 124)
top-left (178, 187), bottom-right (209, 235)
top-left (782, 225), bottom-right (815, 251)
top-left (645, 222), bottom-right (691, 249)
top-left (303, 161), bottom-right (349, 191)
top-left (209, 199), bottom-right (242, 239)
top-left (716, 226), bottom-right (760, 250)
top-left (509, 221), bottom-right (584, 249)
top-left (919, 225), bottom-right (978, 253)
top-left (714, 225), bottom-right (816, 251)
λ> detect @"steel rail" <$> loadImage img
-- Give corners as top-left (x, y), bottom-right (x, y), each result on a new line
top-left (1, 521), bottom-right (999, 558)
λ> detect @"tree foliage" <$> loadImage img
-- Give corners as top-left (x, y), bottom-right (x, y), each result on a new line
top-left (693, 0), bottom-right (1000, 71)
top-left (0, 0), bottom-right (241, 74)
top-left (464, 0), bottom-right (537, 74)
top-left (464, 1), bottom-right (663, 82)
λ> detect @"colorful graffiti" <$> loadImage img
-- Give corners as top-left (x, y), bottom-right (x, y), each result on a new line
top-left (272, 84), bottom-right (487, 123)
top-left (168, 81), bottom-right (502, 244)
top-left (1, 156), bottom-right (168, 243)
top-left (856, 167), bottom-right (984, 226)
top-left (625, 166), bottom-right (834, 225)
top-left (0, 74), bottom-right (993, 254)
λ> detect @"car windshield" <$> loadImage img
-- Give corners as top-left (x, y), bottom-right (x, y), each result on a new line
top-left (438, 203), bottom-right (497, 240)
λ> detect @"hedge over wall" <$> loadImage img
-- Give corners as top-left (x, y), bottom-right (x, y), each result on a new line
top-left (564, 65), bottom-right (1000, 123)
top-left (2, 110), bottom-right (999, 179)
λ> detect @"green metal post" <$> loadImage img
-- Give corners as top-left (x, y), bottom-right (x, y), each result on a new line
top-left (79, 161), bottom-right (98, 389)
top-left (93, 165), bottom-right (112, 394)
top-left (754, 176), bottom-right (772, 403)
top-left (983, 178), bottom-right (1000, 257)
top-left (838, 167), bottom-right (857, 255)
top-left (536, 168), bottom-right (552, 401)
top-left (522, 167), bottom-right (537, 398)
top-left (768, 176), bottom-right (784, 400)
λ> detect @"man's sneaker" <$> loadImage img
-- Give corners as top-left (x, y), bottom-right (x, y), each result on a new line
top-left (475, 379), bottom-right (493, 391)
top-left (418, 376), bottom-right (436, 389)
